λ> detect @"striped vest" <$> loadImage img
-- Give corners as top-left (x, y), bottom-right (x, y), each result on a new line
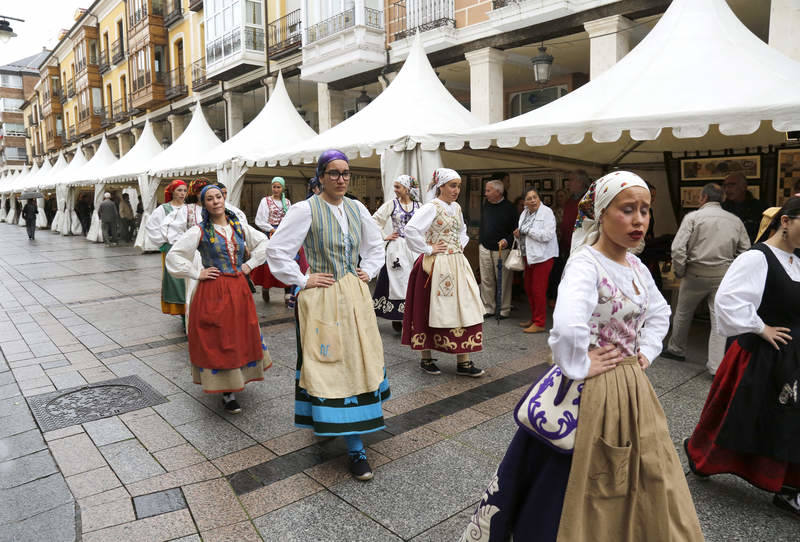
top-left (303, 195), bottom-right (362, 279)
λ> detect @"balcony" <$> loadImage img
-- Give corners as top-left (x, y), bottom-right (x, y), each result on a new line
top-left (112, 39), bottom-right (125, 65)
top-left (112, 98), bottom-right (130, 122)
top-left (130, 2), bottom-right (164, 28)
top-left (164, 0), bottom-right (183, 27)
top-left (68, 126), bottom-right (77, 143)
top-left (205, 27), bottom-right (265, 81)
top-left (301, 4), bottom-right (386, 83)
top-left (188, 0), bottom-right (202, 11)
top-left (99, 49), bottom-right (110, 73)
top-left (387, 0), bottom-right (454, 42)
top-left (164, 67), bottom-right (187, 99)
top-left (269, 9), bottom-right (302, 60)
top-left (191, 57), bottom-right (214, 91)
top-left (99, 105), bottom-right (113, 127)
top-left (66, 79), bottom-right (75, 99)
top-left (78, 104), bottom-right (104, 135)
top-left (130, 69), bottom-right (168, 110)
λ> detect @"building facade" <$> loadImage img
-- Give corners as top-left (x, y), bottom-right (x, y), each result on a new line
top-left (1, 51), bottom-right (49, 168)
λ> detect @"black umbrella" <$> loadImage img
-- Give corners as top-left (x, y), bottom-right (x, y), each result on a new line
top-left (21, 191), bottom-right (44, 200)
top-left (496, 245), bottom-right (504, 324)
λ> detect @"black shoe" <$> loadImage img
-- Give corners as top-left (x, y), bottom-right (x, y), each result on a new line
top-left (457, 361), bottom-right (486, 378)
top-left (261, 289), bottom-right (270, 303)
top-left (772, 493), bottom-right (800, 518)
top-left (392, 321), bottom-right (403, 333)
top-left (349, 451), bottom-right (373, 481)
top-left (483, 313), bottom-right (494, 318)
top-left (683, 438), bottom-right (708, 479)
top-left (420, 358), bottom-right (441, 375)
top-left (222, 398), bottom-right (242, 414)
top-left (661, 350), bottom-right (686, 362)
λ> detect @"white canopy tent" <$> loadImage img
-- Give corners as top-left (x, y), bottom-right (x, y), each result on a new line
top-left (0, 169), bottom-right (18, 222)
top-left (135, 103), bottom-right (222, 251)
top-left (53, 145), bottom-right (89, 235)
top-left (443, 0), bottom-right (800, 166)
top-left (66, 136), bottom-right (120, 242)
top-left (27, 157), bottom-right (52, 229)
top-left (184, 71), bottom-right (318, 209)
top-left (104, 120), bottom-right (163, 184)
top-left (265, 35), bottom-right (485, 203)
top-left (44, 152), bottom-right (71, 233)
top-left (5, 166), bottom-right (30, 225)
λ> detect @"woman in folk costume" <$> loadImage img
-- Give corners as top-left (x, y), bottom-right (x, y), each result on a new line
top-left (461, 171), bottom-right (703, 542)
top-left (145, 180), bottom-right (188, 317)
top-left (166, 185), bottom-right (272, 414)
top-left (401, 168), bottom-right (486, 378)
top-left (685, 196), bottom-right (800, 517)
top-left (251, 177), bottom-right (309, 304)
top-left (372, 174), bottom-right (421, 330)
top-left (266, 149), bottom-right (390, 481)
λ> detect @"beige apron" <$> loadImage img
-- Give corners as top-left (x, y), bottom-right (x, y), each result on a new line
top-left (297, 273), bottom-right (385, 399)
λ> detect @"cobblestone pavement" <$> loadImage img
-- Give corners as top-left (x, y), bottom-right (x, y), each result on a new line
top-left (0, 224), bottom-right (797, 541)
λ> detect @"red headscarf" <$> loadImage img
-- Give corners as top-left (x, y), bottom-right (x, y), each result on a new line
top-left (188, 177), bottom-right (210, 197)
top-left (164, 179), bottom-right (187, 203)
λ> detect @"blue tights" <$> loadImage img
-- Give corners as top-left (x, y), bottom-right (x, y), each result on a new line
top-left (344, 435), bottom-right (365, 456)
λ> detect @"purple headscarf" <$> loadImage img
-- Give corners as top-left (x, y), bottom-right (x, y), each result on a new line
top-left (316, 149), bottom-right (349, 178)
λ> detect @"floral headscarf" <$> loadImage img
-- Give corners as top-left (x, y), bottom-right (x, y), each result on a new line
top-left (396, 174), bottom-right (420, 202)
top-left (188, 178), bottom-right (210, 197)
top-left (164, 180), bottom-right (187, 203)
top-left (427, 168), bottom-right (460, 201)
top-left (198, 185), bottom-right (244, 243)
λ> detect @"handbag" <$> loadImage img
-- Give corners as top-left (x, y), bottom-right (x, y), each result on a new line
top-left (504, 238), bottom-right (525, 271)
top-left (515, 364), bottom-right (583, 453)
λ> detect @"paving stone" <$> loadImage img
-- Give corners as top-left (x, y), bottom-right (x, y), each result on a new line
top-left (0, 449), bottom-right (58, 489)
top-left (262, 429), bottom-right (320, 456)
top-left (174, 416), bottom-right (256, 460)
top-left (0, 472), bottom-right (74, 525)
top-left (21, 384), bottom-right (56, 397)
top-left (452, 414), bottom-right (519, 460)
top-left (132, 487), bottom-right (187, 519)
top-left (17, 376), bottom-right (52, 391)
top-left (65, 466), bottom-right (122, 499)
top-left (43, 425), bottom-right (84, 442)
top-left (48, 433), bottom-right (107, 477)
top-left (0, 409), bottom-right (37, 439)
top-left (77, 486), bottom-right (131, 509)
top-left (369, 426), bottom-right (444, 460)
top-left (252, 490), bottom-right (402, 542)
top-left (125, 461), bottom-right (221, 498)
top-left (11, 364), bottom-right (46, 381)
top-left (49, 370), bottom-right (88, 390)
top-left (100, 440), bottom-right (166, 484)
top-left (81, 508), bottom-right (197, 542)
top-left (410, 504), bottom-right (476, 542)
top-left (382, 389), bottom-right (441, 416)
top-left (240, 473), bottom-right (323, 518)
top-left (0, 382), bottom-right (21, 399)
top-left (182, 478), bottom-right (247, 531)
top-left (0, 429), bottom-right (46, 462)
top-left (0, 501), bottom-right (76, 542)
top-left (211, 445), bottom-right (277, 476)
top-left (471, 385), bottom-right (528, 417)
top-left (202, 521), bottom-right (263, 542)
top-left (122, 413), bottom-right (186, 452)
top-left (83, 417), bottom-right (135, 447)
top-left (81, 497), bottom-right (136, 533)
top-left (153, 443), bottom-right (207, 472)
top-left (329, 440), bottom-right (497, 540)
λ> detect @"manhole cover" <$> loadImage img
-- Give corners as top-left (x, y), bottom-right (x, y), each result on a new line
top-left (26, 375), bottom-right (168, 432)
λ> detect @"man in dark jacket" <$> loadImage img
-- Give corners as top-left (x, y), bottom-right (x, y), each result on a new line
top-left (22, 199), bottom-right (38, 240)
top-left (722, 172), bottom-right (765, 243)
top-left (98, 192), bottom-right (119, 246)
top-left (479, 180), bottom-right (517, 318)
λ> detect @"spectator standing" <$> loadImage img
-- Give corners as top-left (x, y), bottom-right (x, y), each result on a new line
top-left (662, 183), bottom-right (750, 374)
top-left (478, 180), bottom-right (517, 318)
top-left (559, 170), bottom-right (590, 255)
top-left (98, 192), bottom-right (119, 246)
top-left (119, 193), bottom-right (135, 242)
top-left (722, 172), bottom-right (765, 243)
top-left (22, 199), bottom-right (38, 240)
top-left (76, 194), bottom-right (91, 235)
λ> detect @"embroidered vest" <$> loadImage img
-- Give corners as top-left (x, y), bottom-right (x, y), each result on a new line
top-left (266, 197), bottom-right (287, 227)
top-left (303, 195), bottom-right (361, 280)
top-left (198, 225), bottom-right (247, 274)
top-left (390, 200), bottom-right (419, 238)
top-left (425, 201), bottom-right (463, 255)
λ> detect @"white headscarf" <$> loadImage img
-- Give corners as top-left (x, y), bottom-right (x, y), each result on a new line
top-left (427, 168), bottom-right (460, 201)
top-left (570, 170), bottom-right (649, 255)
top-left (395, 174), bottom-right (420, 202)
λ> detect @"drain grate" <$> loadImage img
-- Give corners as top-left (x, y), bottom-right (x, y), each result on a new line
top-left (26, 375), bottom-right (168, 432)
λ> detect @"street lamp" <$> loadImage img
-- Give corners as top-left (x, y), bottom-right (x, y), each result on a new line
top-left (0, 15), bottom-right (23, 45)
top-left (355, 89), bottom-right (371, 113)
top-left (531, 45), bottom-right (554, 84)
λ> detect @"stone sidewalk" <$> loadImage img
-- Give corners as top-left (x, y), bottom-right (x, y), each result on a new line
top-left (0, 223), bottom-right (797, 542)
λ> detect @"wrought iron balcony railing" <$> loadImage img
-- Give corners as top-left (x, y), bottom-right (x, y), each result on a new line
top-left (99, 49), bottom-right (110, 73)
top-left (191, 57), bottom-right (214, 91)
top-left (388, 0), bottom-right (454, 42)
top-left (269, 9), bottom-right (302, 56)
top-left (306, 8), bottom-right (355, 43)
top-left (112, 39), bottom-right (125, 64)
top-left (164, 0), bottom-right (183, 26)
top-left (165, 67), bottom-right (187, 99)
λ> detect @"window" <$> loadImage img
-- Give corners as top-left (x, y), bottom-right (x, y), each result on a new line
top-left (508, 85), bottom-right (568, 118)
top-left (3, 123), bottom-right (25, 136)
top-left (245, 0), bottom-right (261, 25)
top-left (0, 74), bottom-right (23, 88)
top-left (88, 39), bottom-right (99, 65)
top-left (0, 98), bottom-right (24, 112)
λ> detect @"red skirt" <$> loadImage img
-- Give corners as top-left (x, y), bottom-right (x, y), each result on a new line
top-left (250, 247), bottom-right (309, 289)
top-left (188, 274), bottom-right (263, 370)
top-left (686, 340), bottom-right (800, 492)
top-left (401, 256), bottom-right (482, 354)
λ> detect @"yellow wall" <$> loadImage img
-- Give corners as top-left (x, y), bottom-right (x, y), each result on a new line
top-left (99, 1), bottom-right (129, 106)
top-left (166, 1), bottom-right (205, 98)
top-left (59, 48), bottom-right (77, 131)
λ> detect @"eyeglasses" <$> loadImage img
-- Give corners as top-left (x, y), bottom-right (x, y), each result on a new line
top-left (325, 170), bottom-right (351, 181)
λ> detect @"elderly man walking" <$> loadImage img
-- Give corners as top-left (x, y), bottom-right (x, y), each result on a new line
top-left (478, 179), bottom-right (517, 318)
top-left (662, 183), bottom-right (750, 375)
top-left (98, 192), bottom-right (119, 246)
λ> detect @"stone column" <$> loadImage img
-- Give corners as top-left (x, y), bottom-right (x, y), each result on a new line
top-left (769, 0), bottom-right (800, 62)
top-left (464, 47), bottom-right (506, 124)
top-left (107, 136), bottom-right (120, 157)
top-left (131, 125), bottom-right (143, 142)
top-left (167, 113), bottom-right (186, 142)
top-left (317, 82), bottom-right (345, 132)
top-left (223, 90), bottom-right (244, 139)
top-left (116, 132), bottom-right (133, 156)
top-left (584, 15), bottom-right (633, 80)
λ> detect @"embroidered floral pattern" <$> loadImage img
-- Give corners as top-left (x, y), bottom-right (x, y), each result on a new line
top-left (451, 327), bottom-right (466, 337)
top-left (461, 331), bottom-right (483, 350)
top-left (411, 332), bottom-right (427, 347)
top-left (437, 273), bottom-right (455, 297)
top-left (433, 334), bottom-right (457, 351)
top-left (460, 470), bottom-right (501, 542)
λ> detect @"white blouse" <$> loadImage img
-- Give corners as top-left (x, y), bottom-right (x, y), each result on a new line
top-left (518, 204), bottom-right (559, 265)
top-left (714, 245), bottom-right (800, 337)
top-left (265, 197), bottom-right (385, 290)
top-left (145, 203), bottom-right (186, 247)
top-left (165, 223), bottom-right (268, 281)
top-left (404, 199), bottom-right (469, 256)
top-left (255, 196), bottom-right (291, 233)
top-left (548, 246), bottom-right (670, 380)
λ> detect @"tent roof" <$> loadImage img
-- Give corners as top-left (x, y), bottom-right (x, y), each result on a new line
top-left (104, 120), bottom-right (164, 183)
top-left (267, 35), bottom-right (484, 166)
top-left (149, 103), bottom-right (223, 177)
top-left (447, 0), bottom-right (800, 153)
top-left (193, 72), bottom-right (318, 171)
top-left (37, 152), bottom-right (69, 190)
top-left (68, 136), bottom-right (119, 186)
top-left (7, 166), bottom-right (29, 194)
top-left (55, 145), bottom-right (89, 187)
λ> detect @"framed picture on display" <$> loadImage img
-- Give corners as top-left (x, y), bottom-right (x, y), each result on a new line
top-left (680, 187), bottom-right (703, 208)
top-left (533, 180), bottom-right (542, 191)
top-left (777, 149), bottom-right (800, 206)
top-left (542, 194), bottom-right (553, 206)
top-left (680, 155), bottom-right (760, 181)
top-left (542, 179), bottom-right (554, 190)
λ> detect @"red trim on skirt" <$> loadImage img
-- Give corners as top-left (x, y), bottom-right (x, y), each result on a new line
top-left (687, 340), bottom-right (800, 492)
top-left (250, 247), bottom-right (309, 289)
top-left (401, 256), bottom-right (483, 354)
top-left (188, 273), bottom-right (263, 370)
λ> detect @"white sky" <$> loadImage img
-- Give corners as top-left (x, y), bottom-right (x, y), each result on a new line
top-left (0, 1), bottom-right (89, 67)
